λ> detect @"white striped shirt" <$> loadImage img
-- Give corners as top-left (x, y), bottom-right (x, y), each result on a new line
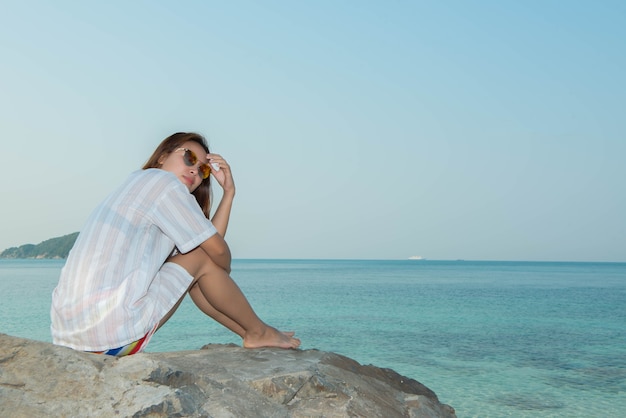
top-left (50, 169), bottom-right (217, 351)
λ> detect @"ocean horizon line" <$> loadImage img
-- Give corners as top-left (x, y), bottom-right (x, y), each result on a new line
top-left (3, 257), bottom-right (624, 264)
top-left (236, 258), bottom-right (626, 264)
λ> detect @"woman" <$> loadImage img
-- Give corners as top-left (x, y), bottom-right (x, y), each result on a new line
top-left (51, 132), bottom-right (300, 356)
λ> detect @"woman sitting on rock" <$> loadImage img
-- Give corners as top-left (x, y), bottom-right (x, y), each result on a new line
top-left (51, 132), bottom-right (300, 356)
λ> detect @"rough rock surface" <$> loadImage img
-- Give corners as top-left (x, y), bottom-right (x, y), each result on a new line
top-left (0, 333), bottom-right (456, 417)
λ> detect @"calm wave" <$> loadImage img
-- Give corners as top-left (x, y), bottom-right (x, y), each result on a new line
top-left (1, 259), bottom-right (625, 417)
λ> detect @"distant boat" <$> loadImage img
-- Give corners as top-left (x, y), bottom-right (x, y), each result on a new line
top-left (408, 256), bottom-right (424, 260)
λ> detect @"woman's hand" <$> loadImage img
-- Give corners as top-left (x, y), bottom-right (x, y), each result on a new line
top-left (207, 153), bottom-right (235, 196)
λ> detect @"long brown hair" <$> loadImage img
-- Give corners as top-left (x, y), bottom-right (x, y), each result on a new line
top-left (142, 132), bottom-right (212, 218)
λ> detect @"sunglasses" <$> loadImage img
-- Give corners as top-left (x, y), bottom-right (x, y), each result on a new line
top-left (174, 147), bottom-right (211, 180)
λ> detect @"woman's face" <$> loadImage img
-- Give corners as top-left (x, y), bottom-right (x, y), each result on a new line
top-left (159, 141), bottom-right (209, 192)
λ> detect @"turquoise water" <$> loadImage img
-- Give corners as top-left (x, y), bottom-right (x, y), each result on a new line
top-left (1, 259), bottom-right (625, 417)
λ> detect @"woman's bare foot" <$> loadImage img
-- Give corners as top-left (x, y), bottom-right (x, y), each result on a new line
top-left (243, 325), bottom-right (301, 349)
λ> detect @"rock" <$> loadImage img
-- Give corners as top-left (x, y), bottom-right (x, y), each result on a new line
top-left (0, 333), bottom-right (456, 417)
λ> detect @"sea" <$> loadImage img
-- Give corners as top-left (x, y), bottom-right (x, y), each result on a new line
top-left (1, 259), bottom-right (625, 417)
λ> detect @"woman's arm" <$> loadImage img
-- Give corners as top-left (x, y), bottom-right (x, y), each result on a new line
top-left (207, 153), bottom-right (235, 237)
top-left (211, 190), bottom-right (234, 237)
top-left (199, 153), bottom-right (235, 272)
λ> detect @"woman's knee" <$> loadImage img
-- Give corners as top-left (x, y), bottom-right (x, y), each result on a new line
top-left (168, 247), bottom-right (223, 279)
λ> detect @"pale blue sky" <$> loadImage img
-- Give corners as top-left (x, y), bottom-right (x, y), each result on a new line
top-left (1, 1), bottom-right (624, 261)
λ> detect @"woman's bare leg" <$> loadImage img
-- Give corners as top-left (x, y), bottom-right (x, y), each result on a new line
top-left (189, 282), bottom-right (296, 340)
top-left (157, 280), bottom-right (244, 335)
top-left (168, 247), bottom-right (300, 349)
top-left (188, 282), bottom-right (245, 337)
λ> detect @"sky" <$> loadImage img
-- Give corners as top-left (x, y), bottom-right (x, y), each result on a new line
top-left (1, 1), bottom-right (624, 261)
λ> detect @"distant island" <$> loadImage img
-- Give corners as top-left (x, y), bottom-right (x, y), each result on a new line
top-left (0, 232), bottom-right (79, 259)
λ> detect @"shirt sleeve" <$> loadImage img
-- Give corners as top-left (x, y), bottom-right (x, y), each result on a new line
top-left (148, 172), bottom-right (217, 253)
